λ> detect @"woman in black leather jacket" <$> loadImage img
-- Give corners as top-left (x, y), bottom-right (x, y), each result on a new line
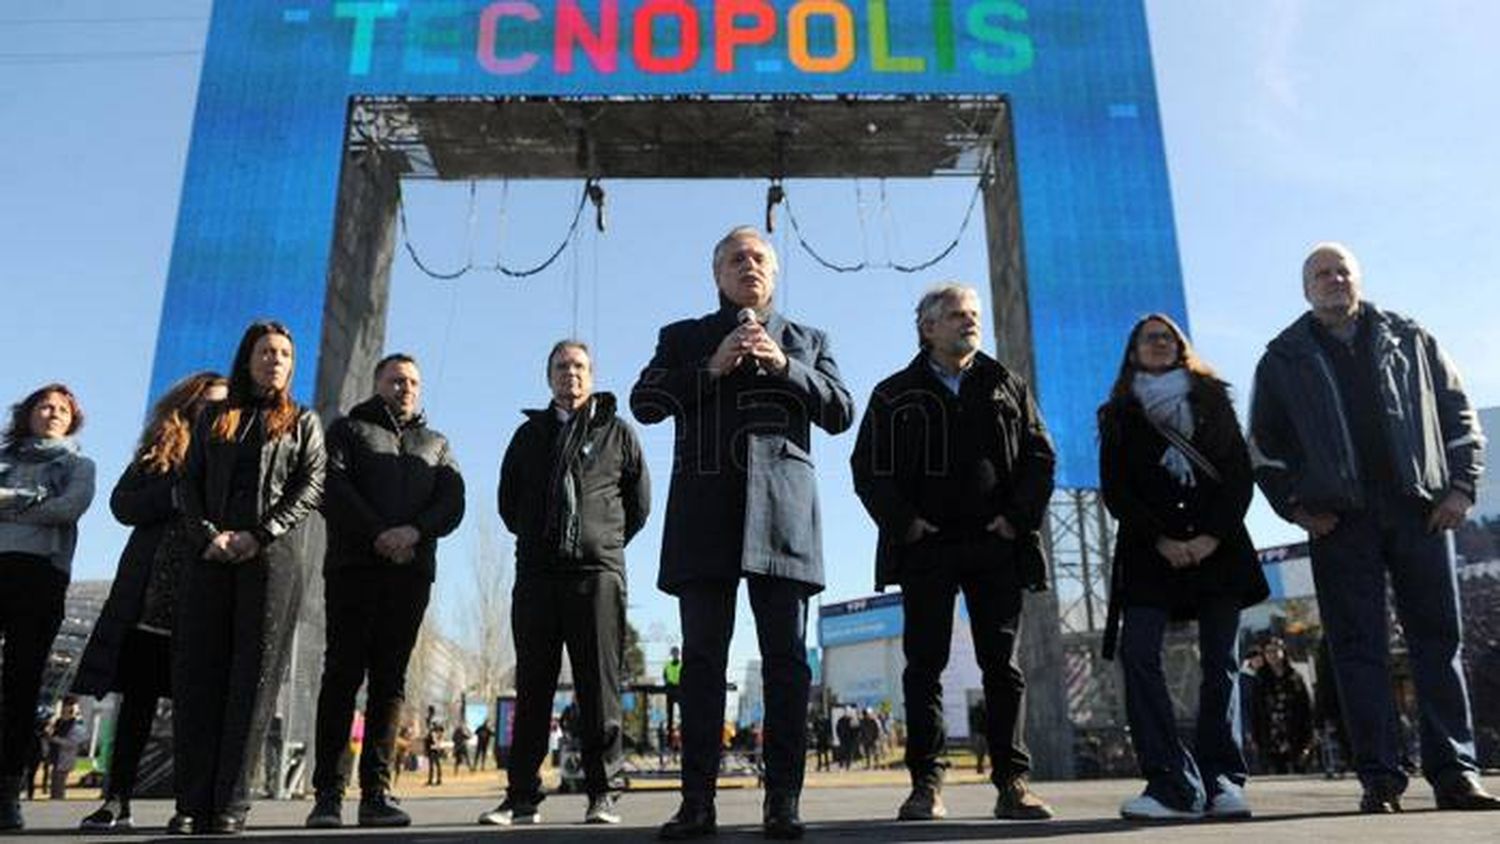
top-left (172, 321), bottom-right (325, 834)
top-left (74, 371), bottom-right (226, 834)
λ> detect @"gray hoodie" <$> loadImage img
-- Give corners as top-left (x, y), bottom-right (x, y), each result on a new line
top-left (0, 437), bottom-right (96, 576)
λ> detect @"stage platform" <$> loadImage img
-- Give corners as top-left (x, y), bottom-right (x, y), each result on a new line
top-left (11, 774), bottom-right (1498, 841)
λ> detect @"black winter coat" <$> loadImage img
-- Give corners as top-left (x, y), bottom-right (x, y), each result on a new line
top-left (499, 392), bottom-right (649, 578)
top-left (322, 397), bottom-right (465, 581)
top-left (850, 352), bottom-right (1055, 592)
top-left (179, 404), bottom-right (326, 565)
top-left (73, 464), bottom-right (176, 697)
top-left (1098, 378), bottom-right (1268, 659)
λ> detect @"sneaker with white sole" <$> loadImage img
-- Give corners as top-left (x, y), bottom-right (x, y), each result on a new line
top-left (1120, 793), bottom-right (1203, 820)
top-left (1207, 782), bottom-right (1252, 818)
top-left (478, 796), bottom-right (541, 826)
top-left (584, 793), bottom-right (621, 824)
top-left (80, 801), bottom-right (134, 832)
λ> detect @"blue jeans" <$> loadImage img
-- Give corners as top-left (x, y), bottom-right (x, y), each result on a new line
top-left (1309, 491), bottom-right (1478, 794)
top-left (1120, 599), bottom-right (1245, 810)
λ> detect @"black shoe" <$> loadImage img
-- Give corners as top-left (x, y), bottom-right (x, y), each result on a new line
top-left (1359, 790), bottom-right (1403, 814)
top-left (763, 794), bottom-right (804, 840)
top-left (1434, 774), bottom-right (1500, 811)
top-left (358, 792), bottom-right (412, 827)
top-left (81, 800), bottom-right (134, 832)
top-left (305, 791), bottom-right (343, 828)
top-left (165, 813), bottom-right (195, 835)
top-left (0, 799), bottom-right (21, 832)
top-left (659, 799), bottom-right (717, 840)
top-left (206, 813), bottom-right (245, 835)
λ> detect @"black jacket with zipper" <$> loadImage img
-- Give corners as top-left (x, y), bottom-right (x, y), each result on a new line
top-left (850, 351), bottom-right (1056, 592)
top-left (321, 396), bottom-right (465, 582)
top-left (498, 392), bottom-right (650, 579)
top-left (1249, 302), bottom-right (1483, 518)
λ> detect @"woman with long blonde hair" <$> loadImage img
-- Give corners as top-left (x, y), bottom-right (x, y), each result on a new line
top-left (73, 371), bottom-right (226, 834)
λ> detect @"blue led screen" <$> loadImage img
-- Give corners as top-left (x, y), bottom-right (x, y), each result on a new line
top-left (151, 0), bottom-right (1186, 488)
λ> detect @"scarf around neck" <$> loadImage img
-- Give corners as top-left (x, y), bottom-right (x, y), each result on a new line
top-left (1132, 368), bottom-right (1196, 486)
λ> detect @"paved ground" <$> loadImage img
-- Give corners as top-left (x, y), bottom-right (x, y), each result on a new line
top-left (7, 775), bottom-right (1498, 842)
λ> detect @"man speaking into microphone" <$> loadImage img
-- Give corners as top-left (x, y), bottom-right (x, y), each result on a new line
top-left (631, 225), bottom-right (854, 840)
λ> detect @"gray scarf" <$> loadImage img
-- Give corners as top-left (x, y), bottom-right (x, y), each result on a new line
top-left (1132, 369), bottom-right (1196, 487)
top-left (0, 437), bottom-right (80, 511)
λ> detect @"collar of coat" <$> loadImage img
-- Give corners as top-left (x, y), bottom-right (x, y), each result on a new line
top-left (350, 395), bottom-right (426, 433)
top-left (902, 348), bottom-right (1012, 392)
top-left (710, 300), bottom-right (788, 337)
top-left (522, 391), bottom-right (619, 428)
top-left (1266, 300), bottom-right (1414, 360)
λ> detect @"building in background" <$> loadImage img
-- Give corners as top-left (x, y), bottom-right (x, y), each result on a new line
top-left (817, 594), bottom-right (981, 739)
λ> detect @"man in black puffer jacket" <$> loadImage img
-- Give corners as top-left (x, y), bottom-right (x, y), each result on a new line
top-left (480, 341), bottom-right (649, 828)
top-left (307, 353), bottom-right (465, 829)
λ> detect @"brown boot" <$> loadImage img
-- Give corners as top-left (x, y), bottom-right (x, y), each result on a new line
top-left (994, 775), bottom-right (1054, 820)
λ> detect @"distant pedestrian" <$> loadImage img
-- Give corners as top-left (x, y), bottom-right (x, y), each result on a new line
top-left (1253, 638), bottom-right (1312, 774)
top-left (453, 723), bottom-right (473, 773)
top-left (813, 715), bottom-right (832, 772)
top-left (425, 725), bottom-right (445, 786)
top-left (474, 721), bottom-right (493, 771)
top-left (969, 699), bottom-right (988, 775)
top-left (47, 697), bottom-right (87, 801)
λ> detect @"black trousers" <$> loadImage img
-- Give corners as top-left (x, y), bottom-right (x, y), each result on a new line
top-left (0, 554), bottom-right (67, 781)
top-left (899, 540), bottom-right (1028, 789)
top-left (508, 570), bottom-right (625, 799)
top-left (678, 576), bottom-right (809, 800)
top-left (311, 567), bottom-right (430, 797)
top-left (172, 555), bottom-right (301, 817)
top-left (105, 628), bottom-right (172, 802)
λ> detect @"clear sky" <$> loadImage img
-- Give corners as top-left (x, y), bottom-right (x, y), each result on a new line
top-left (5, 1), bottom-right (1499, 677)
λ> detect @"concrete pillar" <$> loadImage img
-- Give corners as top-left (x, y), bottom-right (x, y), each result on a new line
top-left (314, 149), bottom-right (401, 424)
top-left (981, 124), bottom-right (1076, 781)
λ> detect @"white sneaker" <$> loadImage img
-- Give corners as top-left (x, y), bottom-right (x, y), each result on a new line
top-left (1207, 782), bottom-right (1252, 818)
top-left (477, 797), bottom-right (541, 826)
top-left (1120, 794), bottom-right (1203, 820)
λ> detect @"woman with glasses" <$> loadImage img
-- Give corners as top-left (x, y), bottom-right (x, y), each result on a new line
top-left (1098, 314), bottom-right (1267, 821)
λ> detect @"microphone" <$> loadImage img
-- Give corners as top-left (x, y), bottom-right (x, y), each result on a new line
top-left (737, 308), bottom-right (765, 375)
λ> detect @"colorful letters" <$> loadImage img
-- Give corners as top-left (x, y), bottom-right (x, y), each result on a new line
top-left (333, 1), bottom-right (1035, 79)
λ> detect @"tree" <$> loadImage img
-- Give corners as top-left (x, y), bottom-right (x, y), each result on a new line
top-left (456, 516), bottom-right (515, 710)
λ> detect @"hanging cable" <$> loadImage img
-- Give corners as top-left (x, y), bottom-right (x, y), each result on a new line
top-left (781, 173), bottom-right (988, 275)
top-left (398, 181), bottom-right (592, 280)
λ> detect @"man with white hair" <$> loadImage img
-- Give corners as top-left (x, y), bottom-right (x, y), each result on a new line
top-left (631, 225), bottom-right (854, 840)
top-left (1249, 243), bottom-right (1497, 813)
top-left (850, 282), bottom-right (1057, 823)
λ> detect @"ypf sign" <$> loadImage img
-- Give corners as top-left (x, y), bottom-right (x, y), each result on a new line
top-left (152, 0), bottom-right (1183, 488)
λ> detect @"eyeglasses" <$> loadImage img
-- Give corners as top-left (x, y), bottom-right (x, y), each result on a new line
top-left (1138, 330), bottom-right (1177, 345)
